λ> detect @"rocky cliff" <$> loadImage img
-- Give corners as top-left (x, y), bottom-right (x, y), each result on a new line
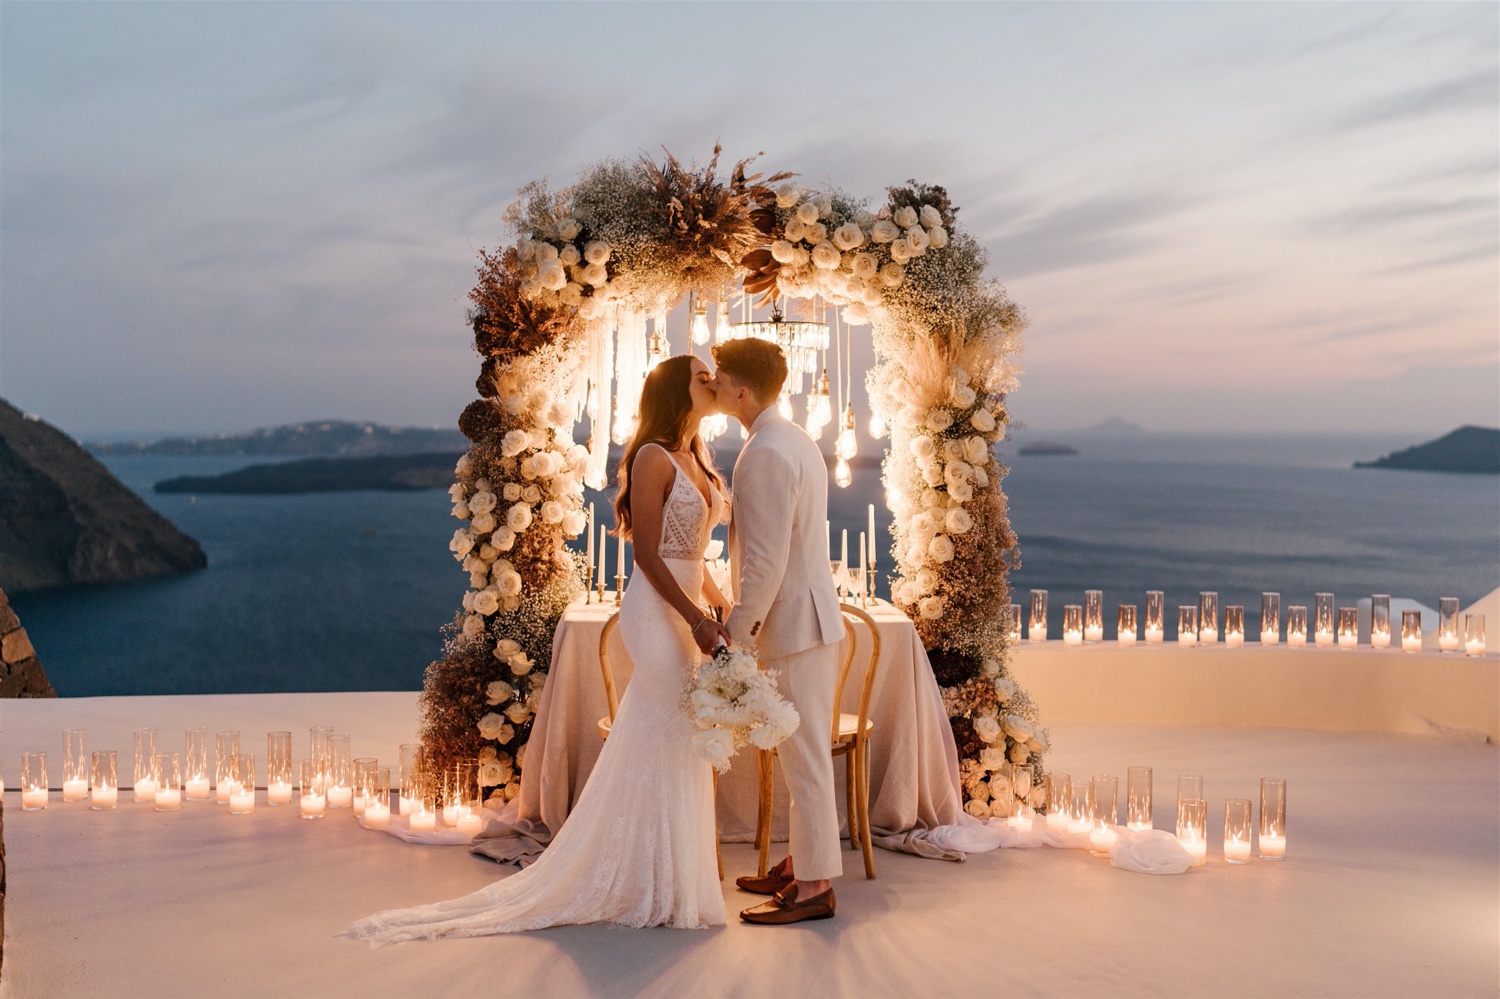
top-left (0, 400), bottom-right (207, 593)
top-left (0, 587), bottom-right (54, 697)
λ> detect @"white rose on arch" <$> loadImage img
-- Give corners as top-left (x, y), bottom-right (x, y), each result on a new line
top-left (782, 217), bottom-right (806, 242)
top-left (908, 436), bottom-right (937, 461)
top-left (964, 799), bottom-right (991, 819)
top-left (470, 511), bottom-right (496, 534)
top-left (581, 263), bottom-right (608, 288)
top-left (501, 430), bottom-right (529, 458)
top-left (795, 201), bottom-right (821, 224)
top-left (948, 478), bottom-right (974, 502)
top-left (973, 714), bottom-right (1003, 743)
top-left (953, 384), bottom-right (977, 408)
top-left (775, 182), bottom-right (801, 208)
top-left (451, 500), bottom-right (471, 520)
top-left (879, 263), bottom-right (905, 288)
top-left (503, 701), bottom-right (533, 725)
top-left (889, 238), bottom-right (913, 264)
top-left (506, 504), bottom-right (533, 532)
top-left (804, 221), bottom-right (828, 244)
top-left (919, 204), bottom-right (943, 228)
top-left (927, 225), bottom-right (949, 249)
top-left (468, 490), bottom-right (497, 515)
top-left (477, 712), bottom-right (509, 740)
top-left (945, 460), bottom-right (974, 483)
top-left (946, 508), bottom-right (974, 535)
top-left (915, 568), bottom-right (940, 594)
top-left (771, 240), bottom-right (798, 264)
top-left (533, 242), bottom-right (559, 262)
top-left (927, 535), bottom-right (955, 563)
top-left (919, 595), bottom-right (945, 620)
top-left (583, 240), bottom-right (611, 265)
top-left (450, 530), bottom-right (476, 558)
top-left (472, 588), bottom-right (501, 616)
top-left (558, 244), bottom-right (581, 267)
top-left (871, 219), bottom-right (900, 243)
top-left (971, 408), bottom-right (997, 433)
top-left (811, 242), bottom-right (841, 270)
top-left (522, 484), bottom-right (542, 504)
top-left (462, 614), bottom-right (486, 640)
top-left (851, 252), bottom-right (879, 279)
top-left (963, 436), bottom-right (988, 464)
top-left (893, 205), bottom-right (919, 228)
top-left (492, 526), bottom-right (516, 551)
top-left (832, 222), bottom-right (865, 251)
top-left (486, 679), bottom-right (515, 705)
top-left (925, 408), bottom-right (954, 432)
top-left (496, 570), bottom-right (523, 597)
top-left (905, 227), bottom-right (930, 254)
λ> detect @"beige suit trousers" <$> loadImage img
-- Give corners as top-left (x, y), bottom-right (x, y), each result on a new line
top-left (767, 642), bottom-right (843, 882)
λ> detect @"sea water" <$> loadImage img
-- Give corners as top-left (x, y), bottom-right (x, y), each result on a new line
top-left (12, 433), bottom-right (1497, 697)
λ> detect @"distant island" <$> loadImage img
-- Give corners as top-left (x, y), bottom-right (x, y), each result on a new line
top-left (0, 399), bottom-right (206, 593)
top-left (156, 451), bottom-right (461, 494)
top-left (1017, 441), bottom-right (1079, 456)
top-left (89, 420), bottom-right (468, 457)
top-left (1354, 426), bottom-right (1499, 474)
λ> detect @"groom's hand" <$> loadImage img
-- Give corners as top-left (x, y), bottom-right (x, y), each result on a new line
top-left (692, 616), bottom-right (732, 654)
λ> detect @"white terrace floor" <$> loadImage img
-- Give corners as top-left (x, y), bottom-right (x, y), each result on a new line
top-left (2, 686), bottom-right (1496, 999)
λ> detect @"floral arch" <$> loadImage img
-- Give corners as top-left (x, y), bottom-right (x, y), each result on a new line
top-left (421, 147), bottom-right (1044, 818)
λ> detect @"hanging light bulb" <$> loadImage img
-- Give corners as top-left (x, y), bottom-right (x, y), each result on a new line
top-left (836, 404), bottom-right (858, 460)
top-left (810, 370), bottom-right (833, 431)
top-left (805, 409), bottom-right (825, 440)
top-left (690, 298), bottom-right (711, 346)
top-left (778, 392), bottom-right (794, 420)
top-left (868, 406), bottom-right (887, 440)
top-left (834, 455), bottom-right (853, 489)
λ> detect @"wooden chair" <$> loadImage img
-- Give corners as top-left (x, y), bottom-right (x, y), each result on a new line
top-left (596, 611), bottom-right (722, 878)
top-left (754, 603), bottom-right (881, 880)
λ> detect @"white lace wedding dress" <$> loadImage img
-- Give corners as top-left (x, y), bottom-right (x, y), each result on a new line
top-left (344, 445), bottom-right (726, 944)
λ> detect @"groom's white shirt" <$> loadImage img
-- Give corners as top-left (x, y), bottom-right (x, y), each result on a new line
top-left (726, 408), bottom-right (843, 659)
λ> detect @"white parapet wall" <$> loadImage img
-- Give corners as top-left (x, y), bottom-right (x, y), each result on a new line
top-left (1009, 644), bottom-right (1498, 742)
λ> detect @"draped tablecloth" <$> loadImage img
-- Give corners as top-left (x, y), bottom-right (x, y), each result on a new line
top-left (472, 594), bottom-right (969, 865)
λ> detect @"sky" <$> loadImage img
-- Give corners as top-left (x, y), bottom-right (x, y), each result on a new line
top-left (2, 1), bottom-right (1496, 439)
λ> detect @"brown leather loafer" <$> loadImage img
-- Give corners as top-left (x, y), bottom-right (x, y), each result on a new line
top-left (735, 856), bottom-right (794, 896)
top-left (739, 883), bottom-right (836, 924)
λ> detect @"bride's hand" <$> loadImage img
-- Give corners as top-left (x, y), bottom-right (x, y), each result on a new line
top-left (691, 612), bottom-right (731, 654)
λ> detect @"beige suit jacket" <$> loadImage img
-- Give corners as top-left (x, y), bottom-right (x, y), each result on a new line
top-left (725, 409), bottom-right (844, 660)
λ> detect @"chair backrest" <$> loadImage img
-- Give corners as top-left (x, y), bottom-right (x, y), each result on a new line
top-left (599, 613), bottom-right (621, 722)
top-left (832, 603), bottom-right (881, 744)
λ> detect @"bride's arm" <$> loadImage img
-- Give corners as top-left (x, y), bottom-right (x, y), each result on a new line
top-left (700, 568), bottom-right (728, 619)
top-left (629, 447), bottom-right (729, 651)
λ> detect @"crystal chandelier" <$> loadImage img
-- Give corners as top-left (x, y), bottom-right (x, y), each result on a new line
top-left (724, 303), bottom-right (829, 387)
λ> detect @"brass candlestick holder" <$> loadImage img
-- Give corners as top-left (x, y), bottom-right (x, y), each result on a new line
top-left (584, 565), bottom-right (595, 603)
top-left (614, 573), bottom-right (624, 606)
top-left (866, 560), bottom-right (876, 607)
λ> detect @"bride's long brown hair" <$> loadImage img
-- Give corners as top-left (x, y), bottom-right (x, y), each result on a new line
top-left (613, 354), bottom-right (726, 540)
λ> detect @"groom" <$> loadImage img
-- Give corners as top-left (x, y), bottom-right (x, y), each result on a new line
top-left (711, 338), bottom-right (846, 925)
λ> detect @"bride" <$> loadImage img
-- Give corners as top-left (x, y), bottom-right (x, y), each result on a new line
top-left (344, 354), bottom-right (732, 944)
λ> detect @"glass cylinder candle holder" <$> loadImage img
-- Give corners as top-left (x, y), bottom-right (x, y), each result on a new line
top-left (1126, 765), bottom-right (1153, 831)
top-left (1314, 593), bottom-right (1335, 646)
top-left (1260, 592), bottom-right (1280, 645)
top-left (63, 729), bottom-right (88, 801)
top-left (352, 757), bottom-right (378, 815)
top-left (1005, 603), bottom-right (1022, 643)
top-left (326, 733), bottom-right (353, 808)
top-left (1045, 773), bottom-right (1071, 832)
top-left (1062, 604), bottom-right (1083, 646)
top-left (410, 793), bottom-right (438, 834)
top-left (21, 752), bottom-right (49, 810)
top-left (1117, 605), bottom-right (1138, 646)
top-left (1370, 595), bottom-right (1391, 648)
top-left (1144, 591), bottom-right (1165, 643)
top-left (309, 725), bottom-right (333, 767)
top-left (1198, 591), bottom-right (1219, 643)
top-left (1224, 606), bottom-right (1245, 648)
top-left (1067, 781), bottom-right (1092, 835)
top-left (362, 766), bottom-right (392, 829)
top-left (1029, 590), bottom-right (1048, 641)
top-left (1401, 610), bottom-right (1422, 653)
top-left (215, 730), bottom-right (240, 805)
top-left (1176, 773), bottom-right (1204, 836)
top-left (184, 728), bottom-right (211, 800)
top-left (455, 762), bottom-right (479, 812)
top-left (1258, 777), bottom-right (1286, 860)
top-left (299, 760), bottom-right (327, 819)
top-left (1177, 606), bottom-right (1199, 646)
top-left (155, 752), bottom-right (182, 811)
top-left (1438, 597), bottom-right (1460, 651)
top-left (1287, 605), bottom-right (1308, 647)
top-left (1464, 614), bottom-right (1486, 656)
top-left (133, 729), bottom-right (158, 803)
top-left (398, 743), bottom-right (423, 816)
top-left (90, 750), bottom-right (119, 810)
top-left (266, 732), bottom-right (293, 805)
top-left (1083, 590), bottom-right (1104, 642)
top-left (229, 755), bottom-right (256, 814)
top-left (1177, 798), bottom-right (1207, 866)
top-left (1337, 607), bottom-right (1358, 649)
top-left (1089, 775), bottom-right (1119, 856)
top-left (1224, 798), bottom-right (1252, 863)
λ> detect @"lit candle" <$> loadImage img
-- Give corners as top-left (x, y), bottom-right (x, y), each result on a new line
top-left (63, 777), bottom-right (88, 802)
top-left (229, 788), bottom-right (255, 812)
top-left (867, 505), bottom-right (876, 573)
top-left (1226, 631), bottom-right (1244, 648)
top-left (1118, 629), bottom-right (1137, 647)
top-left (1045, 809), bottom-right (1068, 833)
top-left (352, 793), bottom-right (368, 816)
top-left (1063, 628), bottom-right (1083, 646)
top-left (1260, 630), bottom-right (1278, 645)
top-left (1182, 836), bottom-right (1207, 865)
top-left (1338, 632), bottom-right (1356, 649)
top-left (399, 794), bottom-right (413, 816)
top-left (134, 778), bottom-right (158, 803)
top-left (1200, 627), bottom-right (1218, 644)
top-left (1315, 628), bottom-right (1334, 648)
top-left (1144, 625), bottom-right (1164, 643)
top-left (300, 792), bottom-right (326, 818)
top-left (91, 784), bottom-right (118, 809)
top-left (267, 780), bottom-right (293, 805)
top-left (1178, 631), bottom-right (1197, 647)
top-left (153, 788), bottom-right (182, 811)
top-left (410, 809), bottom-right (437, 834)
top-left (1438, 632), bottom-right (1459, 652)
top-left (327, 784), bottom-right (353, 809)
top-left (1259, 832), bottom-right (1286, 859)
top-left (1465, 637), bottom-right (1485, 656)
top-left (1402, 634), bottom-right (1421, 653)
top-left (1370, 628), bottom-right (1390, 648)
top-left (457, 809), bottom-right (485, 838)
top-left (1089, 824), bottom-right (1119, 854)
top-left (363, 800), bottom-right (391, 830)
top-left (1224, 836), bottom-right (1252, 863)
top-left (442, 803), bottom-right (460, 827)
top-left (1083, 626), bottom-right (1103, 642)
top-left (1288, 631), bottom-right (1307, 648)
top-left (586, 504), bottom-right (595, 569)
top-left (185, 776), bottom-right (211, 800)
top-left (22, 787), bottom-right (48, 809)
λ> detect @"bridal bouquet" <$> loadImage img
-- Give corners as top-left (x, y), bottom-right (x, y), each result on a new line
top-left (685, 645), bottom-right (800, 773)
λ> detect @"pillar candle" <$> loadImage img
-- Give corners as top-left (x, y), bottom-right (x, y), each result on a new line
top-left (134, 778), bottom-right (158, 803)
top-left (91, 785), bottom-right (118, 809)
top-left (22, 787), bottom-right (48, 809)
top-left (63, 778), bottom-right (88, 802)
top-left (229, 789), bottom-right (255, 812)
top-left (1259, 832), bottom-right (1287, 859)
top-left (1144, 625), bottom-right (1164, 643)
top-left (327, 785), bottom-right (353, 808)
top-left (363, 801), bottom-right (391, 830)
top-left (267, 780), bottom-right (293, 805)
top-left (185, 777), bottom-right (211, 800)
top-left (154, 788), bottom-right (182, 811)
top-left (457, 810), bottom-right (485, 838)
top-left (300, 792), bottom-right (326, 817)
top-left (1224, 837), bottom-right (1252, 863)
top-left (410, 809), bottom-right (436, 833)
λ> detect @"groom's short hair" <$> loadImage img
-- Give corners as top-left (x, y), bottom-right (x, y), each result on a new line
top-left (712, 338), bottom-right (787, 404)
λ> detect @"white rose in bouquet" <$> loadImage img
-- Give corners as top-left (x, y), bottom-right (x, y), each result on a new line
top-left (477, 712), bottom-right (509, 740)
top-left (850, 252), bottom-right (879, 279)
top-left (492, 526), bottom-right (516, 551)
top-left (692, 728), bottom-right (736, 769)
top-left (928, 535), bottom-right (955, 563)
top-left (921, 464), bottom-right (944, 487)
top-left (540, 500), bottom-right (565, 525)
top-left (919, 595), bottom-right (945, 620)
top-left (927, 225), bottom-right (949, 249)
top-left (507, 504), bottom-right (533, 532)
top-left (522, 484), bottom-right (542, 504)
top-left (945, 460), bottom-right (973, 482)
top-left (469, 570), bottom-right (489, 589)
top-left (811, 241), bottom-right (841, 270)
top-left (964, 798), bottom-right (992, 819)
top-left (963, 436), bottom-right (988, 463)
top-left (450, 529), bottom-right (476, 557)
top-left (925, 408), bottom-right (954, 432)
top-left (871, 219), bottom-right (900, 243)
top-left (919, 204), bottom-right (943, 229)
top-left (558, 244), bottom-right (581, 267)
top-left (493, 638), bottom-right (521, 661)
top-left (509, 652), bottom-right (534, 676)
top-left (974, 714), bottom-right (1003, 743)
top-left (893, 205), bottom-right (919, 228)
top-left (503, 701), bottom-right (533, 725)
top-left (557, 218), bottom-right (581, 240)
top-left (782, 217), bottom-right (806, 242)
top-left (879, 262), bottom-right (905, 288)
top-left (789, 246), bottom-right (811, 268)
top-left (832, 222), bottom-right (865, 251)
top-left (949, 478), bottom-right (974, 502)
top-left (583, 239), bottom-right (611, 265)
top-left (501, 430), bottom-right (530, 458)
top-left (908, 435), bottom-right (937, 460)
top-left (804, 221), bottom-right (828, 244)
top-left (478, 761), bottom-right (506, 787)
top-left (501, 482), bottom-right (522, 501)
top-left (468, 490), bottom-right (497, 515)
top-left (486, 679), bottom-right (515, 705)
top-left (971, 408), bottom-right (997, 433)
top-left (537, 261), bottom-right (567, 291)
top-left (946, 508), bottom-right (974, 535)
top-left (519, 456), bottom-right (537, 480)
top-left (770, 240), bottom-right (797, 264)
top-left (921, 488), bottom-right (945, 509)
top-left (994, 676), bottom-right (1018, 703)
top-left (452, 500), bottom-right (471, 520)
top-left (905, 227), bottom-right (930, 253)
top-left (581, 262), bottom-right (608, 288)
top-left (562, 509), bottom-right (587, 535)
top-left (496, 570), bottom-right (523, 596)
top-left (472, 588), bottom-right (501, 616)
top-left (534, 242), bottom-right (559, 262)
top-left (1009, 743), bottom-right (1031, 764)
top-left (889, 238), bottom-right (913, 264)
top-left (953, 384), bottom-right (977, 408)
top-left (470, 511), bottom-right (496, 534)
top-left (981, 746), bottom-right (1008, 771)
top-left (775, 182), bottom-right (801, 208)
top-left (795, 201), bottom-right (821, 224)
top-left (815, 193), bottom-right (833, 215)
top-left (943, 440), bottom-right (964, 462)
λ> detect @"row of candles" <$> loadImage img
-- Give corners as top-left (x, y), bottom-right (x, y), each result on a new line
top-left (1011, 591), bottom-right (1487, 655)
top-left (996, 763), bottom-right (1287, 864)
top-left (10, 729), bottom-right (488, 838)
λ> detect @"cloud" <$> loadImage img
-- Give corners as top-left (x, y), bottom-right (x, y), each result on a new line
top-left (1334, 70), bottom-right (1498, 131)
top-left (985, 189), bottom-right (1199, 279)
